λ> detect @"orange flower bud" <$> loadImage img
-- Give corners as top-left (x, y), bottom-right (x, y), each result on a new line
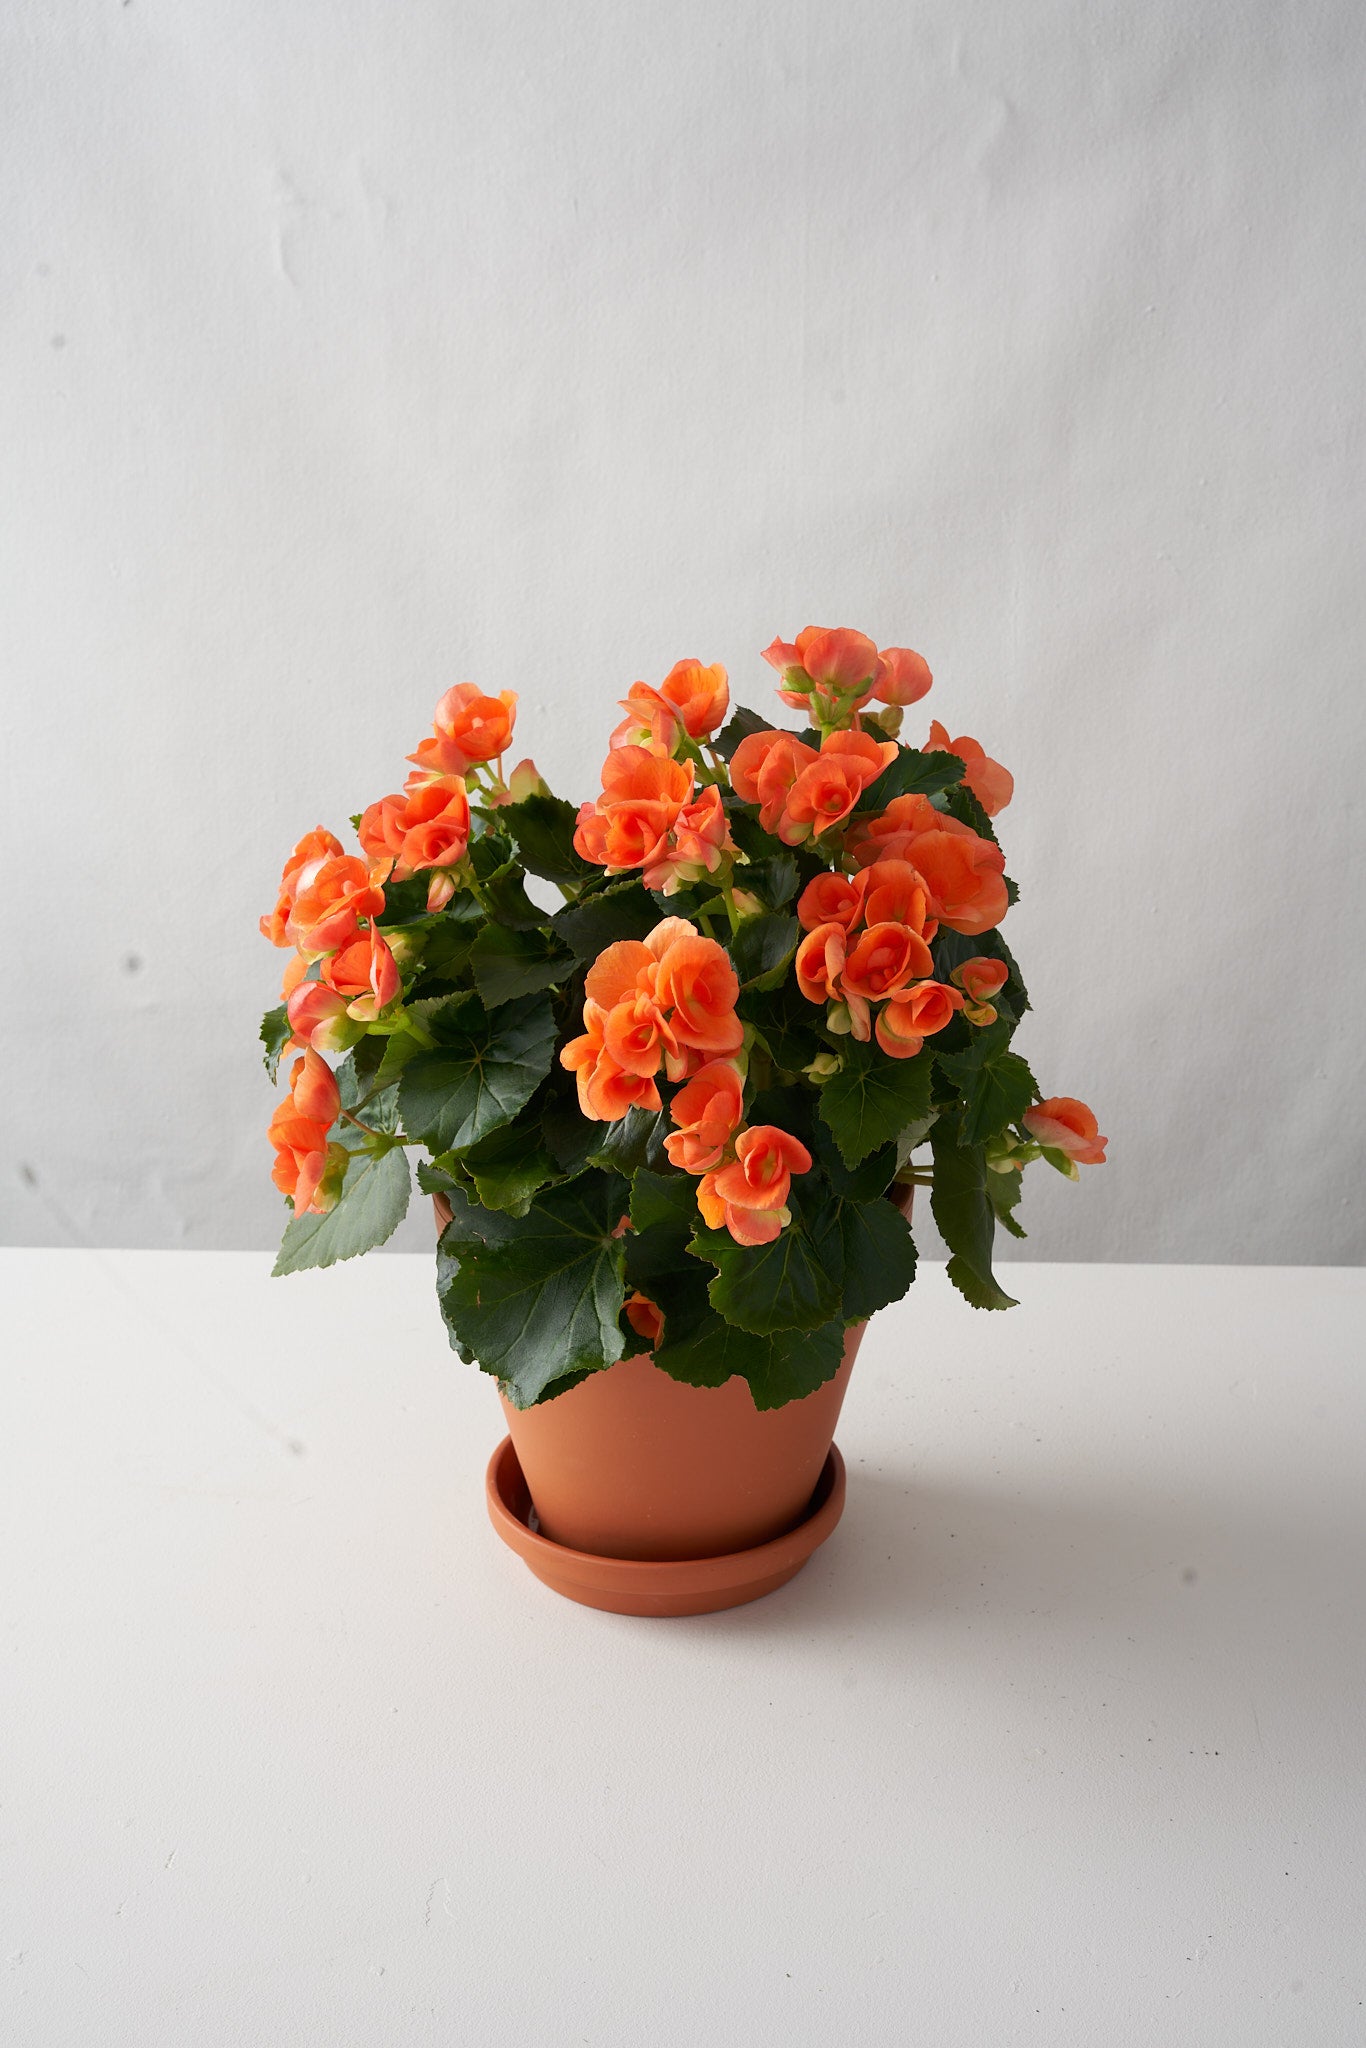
top-left (1022, 1097), bottom-right (1108, 1166)
top-left (951, 957), bottom-right (1008, 1001)
top-left (285, 980), bottom-right (363, 1055)
top-left (624, 1292), bottom-right (665, 1345)
top-left (872, 647), bottom-right (933, 706)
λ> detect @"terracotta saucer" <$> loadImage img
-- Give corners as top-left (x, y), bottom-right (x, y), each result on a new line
top-left (484, 1436), bottom-right (847, 1617)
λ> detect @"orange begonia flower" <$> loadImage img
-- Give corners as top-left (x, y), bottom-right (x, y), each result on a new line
top-left (664, 1060), bottom-right (745, 1173)
top-left (624, 1292), bottom-right (665, 1345)
top-left (641, 784), bottom-right (734, 895)
top-left (652, 931), bottom-right (743, 1057)
top-left (778, 731), bottom-right (896, 845)
top-left (260, 828), bottom-right (345, 947)
top-left (603, 991), bottom-right (681, 1078)
top-left (873, 1004), bottom-right (925, 1061)
top-left (408, 684), bottom-right (517, 779)
top-left (925, 720), bottom-right (1014, 817)
top-left (1023, 1098), bottom-right (1108, 1166)
top-left (840, 923), bottom-right (935, 1003)
top-left (559, 999), bottom-right (663, 1121)
top-left (762, 627), bottom-right (881, 714)
top-left (698, 1125), bottom-right (814, 1246)
top-left (574, 747), bottom-right (694, 872)
top-left (612, 660), bottom-right (731, 753)
top-left (322, 921), bottom-right (401, 1021)
top-left (796, 871), bottom-right (865, 933)
top-left (858, 858), bottom-right (937, 939)
top-left (795, 922), bottom-right (848, 1006)
top-left (878, 980), bottom-right (963, 1044)
top-left (729, 729), bottom-right (819, 836)
top-left (850, 796), bottom-right (1008, 936)
top-left (286, 856), bottom-right (386, 961)
top-left (872, 647), bottom-right (933, 707)
top-left (268, 1051), bottom-right (345, 1215)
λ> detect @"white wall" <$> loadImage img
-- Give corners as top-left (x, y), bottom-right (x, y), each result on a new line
top-left (2, 0), bottom-right (1363, 1264)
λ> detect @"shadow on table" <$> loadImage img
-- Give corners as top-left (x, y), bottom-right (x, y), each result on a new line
top-left (663, 1464), bottom-right (1366, 1668)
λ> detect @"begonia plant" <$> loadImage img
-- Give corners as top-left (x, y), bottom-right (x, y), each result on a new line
top-left (259, 630), bottom-right (1106, 1410)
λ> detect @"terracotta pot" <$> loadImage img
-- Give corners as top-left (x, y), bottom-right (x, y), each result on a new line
top-left (435, 1184), bottom-right (910, 1612)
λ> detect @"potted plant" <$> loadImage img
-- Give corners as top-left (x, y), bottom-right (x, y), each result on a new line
top-left (259, 628), bottom-right (1106, 1614)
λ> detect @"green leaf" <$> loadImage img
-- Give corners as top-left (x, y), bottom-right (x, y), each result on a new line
top-left (929, 1125), bottom-right (1017, 1311)
top-left (501, 792), bottom-right (596, 887)
top-left (469, 923), bottom-right (573, 1008)
top-left (936, 1028), bottom-right (1038, 1146)
top-left (653, 1295), bottom-right (846, 1409)
top-left (941, 780), bottom-right (999, 845)
top-left (552, 880), bottom-right (660, 959)
top-left (456, 1113), bottom-right (557, 1216)
top-left (713, 706), bottom-right (775, 761)
top-left (272, 1144), bottom-right (411, 1275)
top-left (398, 992), bottom-right (557, 1153)
top-left (689, 1214), bottom-right (841, 1335)
top-left (855, 746), bottom-right (967, 815)
top-left (365, 1027), bottom-right (430, 1098)
top-left (260, 1004), bottom-right (291, 1083)
top-left (806, 1187), bottom-right (917, 1322)
top-left (731, 911), bottom-right (799, 990)
top-left (987, 1166), bottom-right (1028, 1240)
top-left (478, 861), bottom-right (547, 930)
top-left (741, 852), bottom-right (799, 909)
top-left (436, 1171), bottom-right (628, 1405)
top-left (375, 877), bottom-right (439, 925)
top-left (416, 1155), bottom-right (462, 1195)
top-left (818, 1040), bottom-right (935, 1168)
top-left (623, 1168), bottom-right (700, 1288)
top-left (586, 1105), bottom-right (675, 1177)
top-left (541, 1070), bottom-right (600, 1176)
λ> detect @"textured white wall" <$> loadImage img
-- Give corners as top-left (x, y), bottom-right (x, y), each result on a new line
top-left (2, 0), bottom-right (1363, 1262)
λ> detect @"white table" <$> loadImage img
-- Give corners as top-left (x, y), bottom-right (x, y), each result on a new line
top-left (3, 1251), bottom-right (1362, 2046)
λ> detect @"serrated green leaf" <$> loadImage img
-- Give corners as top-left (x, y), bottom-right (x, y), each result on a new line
top-left (552, 880), bottom-right (660, 959)
top-left (272, 1144), bottom-right (411, 1275)
top-left (501, 792), bottom-right (596, 887)
top-left (541, 1070), bottom-right (601, 1175)
top-left (468, 923), bottom-right (572, 1008)
top-left (398, 992), bottom-right (556, 1153)
top-left (456, 1112), bottom-right (557, 1216)
top-left (741, 852), bottom-right (799, 908)
top-left (260, 1004), bottom-right (291, 1083)
top-left (936, 1027), bottom-right (1039, 1146)
top-left (689, 1215), bottom-right (841, 1335)
top-left (478, 861), bottom-right (547, 930)
top-left (435, 1172), bottom-right (628, 1404)
top-left (652, 1291), bottom-right (846, 1408)
top-left (855, 746), bottom-right (967, 815)
top-left (818, 1041), bottom-right (935, 1167)
top-left (929, 1125), bottom-right (1017, 1311)
top-left (806, 1188), bottom-right (917, 1321)
top-left (586, 1105), bottom-right (675, 1177)
top-left (731, 911), bottom-right (799, 990)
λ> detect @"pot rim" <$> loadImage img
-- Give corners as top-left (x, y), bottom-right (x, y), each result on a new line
top-left (485, 1434), bottom-right (847, 1596)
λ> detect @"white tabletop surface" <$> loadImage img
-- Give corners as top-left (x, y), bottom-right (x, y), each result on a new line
top-left (2, 1248), bottom-right (1363, 2047)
